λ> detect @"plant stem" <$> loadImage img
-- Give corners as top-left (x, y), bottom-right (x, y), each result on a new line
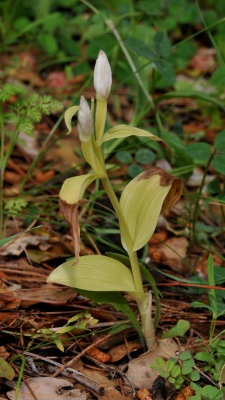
top-left (100, 174), bottom-right (157, 347)
top-left (191, 151), bottom-right (215, 244)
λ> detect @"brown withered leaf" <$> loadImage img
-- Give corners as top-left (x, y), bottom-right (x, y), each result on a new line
top-left (107, 341), bottom-right (141, 362)
top-left (60, 200), bottom-right (80, 263)
top-left (148, 236), bottom-right (189, 273)
top-left (7, 378), bottom-right (87, 400)
top-left (126, 338), bottom-right (178, 389)
top-left (1, 284), bottom-right (77, 307)
top-left (76, 363), bottom-right (132, 400)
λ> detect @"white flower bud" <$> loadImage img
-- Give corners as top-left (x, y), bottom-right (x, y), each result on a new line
top-left (77, 96), bottom-right (93, 142)
top-left (94, 50), bottom-right (112, 99)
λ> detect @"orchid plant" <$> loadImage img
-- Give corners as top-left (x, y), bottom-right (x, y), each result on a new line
top-left (47, 50), bottom-right (183, 348)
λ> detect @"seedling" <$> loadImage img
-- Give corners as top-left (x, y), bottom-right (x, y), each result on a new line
top-left (47, 50), bottom-right (183, 348)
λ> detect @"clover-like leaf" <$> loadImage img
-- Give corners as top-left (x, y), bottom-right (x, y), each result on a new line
top-left (120, 167), bottom-right (183, 251)
top-left (47, 255), bottom-right (137, 293)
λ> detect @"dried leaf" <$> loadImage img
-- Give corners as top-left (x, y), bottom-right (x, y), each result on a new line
top-left (7, 377), bottom-right (87, 399)
top-left (148, 237), bottom-right (188, 273)
top-left (126, 338), bottom-right (178, 389)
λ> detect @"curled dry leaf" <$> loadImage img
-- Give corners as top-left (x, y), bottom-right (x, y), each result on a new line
top-left (107, 341), bottom-right (141, 362)
top-left (148, 236), bottom-right (189, 273)
top-left (137, 388), bottom-right (153, 400)
top-left (175, 385), bottom-right (195, 399)
top-left (87, 347), bottom-right (111, 363)
top-left (0, 234), bottom-right (50, 256)
top-left (60, 200), bottom-right (80, 264)
top-left (149, 230), bottom-right (168, 245)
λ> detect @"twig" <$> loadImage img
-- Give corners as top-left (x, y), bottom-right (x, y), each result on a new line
top-left (24, 352), bottom-right (104, 395)
top-left (52, 334), bottom-right (111, 377)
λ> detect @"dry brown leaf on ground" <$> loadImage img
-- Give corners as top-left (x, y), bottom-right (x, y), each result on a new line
top-left (0, 234), bottom-right (50, 256)
top-left (175, 385), bottom-right (195, 399)
top-left (7, 377), bottom-right (87, 400)
top-left (1, 284), bottom-right (77, 307)
top-left (107, 341), bottom-right (141, 362)
top-left (195, 253), bottom-right (223, 277)
top-left (148, 237), bottom-right (189, 273)
top-left (75, 362), bottom-right (132, 400)
top-left (189, 47), bottom-right (216, 73)
top-left (126, 338), bottom-right (178, 389)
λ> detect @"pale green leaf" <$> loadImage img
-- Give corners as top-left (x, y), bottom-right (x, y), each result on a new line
top-left (103, 124), bottom-right (162, 143)
top-left (54, 337), bottom-right (64, 352)
top-left (0, 358), bottom-right (15, 380)
top-left (47, 255), bottom-right (137, 292)
top-left (120, 167), bottom-right (182, 251)
top-left (162, 319), bottom-right (190, 339)
top-left (64, 105), bottom-right (79, 134)
top-left (59, 173), bottom-right (100, 204)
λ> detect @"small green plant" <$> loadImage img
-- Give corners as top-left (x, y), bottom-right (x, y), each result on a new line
top-left (47, 50), bottom-right (183, 348)
top-left (151, 350), bottom-right (199, 390)
top-left (151, 350), bottom-right (224, 399)
top-left (191, 255), bottom-right (225, 341)
top-left (0, 83), bottom-right (63, 238)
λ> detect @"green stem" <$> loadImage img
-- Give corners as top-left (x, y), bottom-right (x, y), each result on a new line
top-left (100, 174), bottom-right (157, 347)
top-left (192, 151), bottom-right (215, 244)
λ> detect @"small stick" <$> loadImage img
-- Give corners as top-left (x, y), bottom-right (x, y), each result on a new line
top-left (24, 352), bottom-right (104, 395)
top-left (52, 334), bottom-right (111, 377)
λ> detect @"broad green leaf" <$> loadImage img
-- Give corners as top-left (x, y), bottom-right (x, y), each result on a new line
top-left (125, 37), bottom-right (154, 61)
top-left (212, 155), bottom-right (225, 175)
top-left (210, 65), bottom-right (225, 87)
top-left (155, 59), bottom-right (175, 85)
top-left (120, 168), bottom-right (183, 251)
top-left (185, 143), bottom-right (211, 161)
top-left (128, 163), bottom-right (143, 178)
top-left (215, 130), bottom-right (225, 153)
top-left (64, 106), bottom-right (79, 134)
top-left (47, 255), bottom-right (137, 292)
top-left (181, 358), bottom-right (195, 375)
top-left (135, 148), bottom-right (155, 164)
top-left (116, 150), bottom-right (132, 163)
top-left (77, 289), bottom-right (143, 337)
top-left (59, 173), bottom-right (100, 205)
top-left (0, 358), bottom-right (15, 380)
top-left (178, 351), bottom-right (192, 361)
top-left (153, 32), bottom-right (171, 57)
top-left (171, 365), bottom-right (181, 378)
top-left (162, 319), bottom-right (190, 339)
top-left (190, 370), bottom-right (200, 382)
top-left (37, 33), bottom-right (58, 55)
top-left (195, 351), bottom-right (212, 362)
top-left (103, 125), bottom-right (162, 143)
